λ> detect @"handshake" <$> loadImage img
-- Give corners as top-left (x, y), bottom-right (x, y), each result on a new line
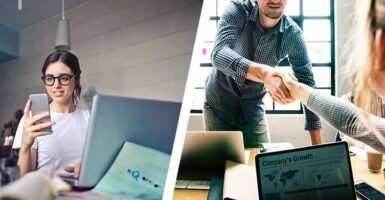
top-left (262, 68), bottom-right (311, 105)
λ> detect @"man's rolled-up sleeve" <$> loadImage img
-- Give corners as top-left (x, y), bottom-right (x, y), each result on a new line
top-left (211, 2), bottom-right (252, 86)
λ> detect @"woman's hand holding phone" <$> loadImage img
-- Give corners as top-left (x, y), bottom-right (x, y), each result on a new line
top-left (21, 100), bottom-right (55, 149)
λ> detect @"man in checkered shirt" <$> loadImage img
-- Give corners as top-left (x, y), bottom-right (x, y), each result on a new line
top-left (204, 0), bottom-right (322, 148)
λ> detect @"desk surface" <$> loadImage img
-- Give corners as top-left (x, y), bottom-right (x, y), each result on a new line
top-left (173, 148), bottom-right (385, 200)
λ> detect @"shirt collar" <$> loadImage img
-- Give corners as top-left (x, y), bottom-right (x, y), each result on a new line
top-left (249, 1), bottom-right (286, 34)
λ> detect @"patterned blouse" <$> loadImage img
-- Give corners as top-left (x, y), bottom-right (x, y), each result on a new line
top-left (307, 91), bottom-right (385, 154)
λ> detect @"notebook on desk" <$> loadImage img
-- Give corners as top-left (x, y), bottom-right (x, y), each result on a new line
top-left (255, 142), bottom-right (356, 200)
top-left (223, 160), bottom-right (258, 200)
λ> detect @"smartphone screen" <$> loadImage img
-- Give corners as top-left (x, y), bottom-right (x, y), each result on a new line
top-left (355, 180), bottom-right (385, 200)
top-left (29, 93), bottom-right (52, 133)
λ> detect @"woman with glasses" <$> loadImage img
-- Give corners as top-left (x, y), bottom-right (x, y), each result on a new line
top-left (13, 51), bottom-right (90, 178)
top-left (274, 0), bottom-right (385, 154)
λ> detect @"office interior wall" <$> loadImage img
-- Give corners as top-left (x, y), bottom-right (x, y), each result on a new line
top-left (335, 0), bottom-right (356, 96)
top-left (0, 0), bottom-right (202, 124)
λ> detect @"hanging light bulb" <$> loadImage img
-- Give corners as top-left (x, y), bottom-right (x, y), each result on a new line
top-left (18, 0), bottom-right (22, 10)
top-left (55, 0), bottom-right (71, 51)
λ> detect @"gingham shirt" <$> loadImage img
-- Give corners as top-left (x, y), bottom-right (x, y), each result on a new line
top-left (206, 0), bottom-right (321, 130)
top-left (307, 91), bottom-right (385, 154)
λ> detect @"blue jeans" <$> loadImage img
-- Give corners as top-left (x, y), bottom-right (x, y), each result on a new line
top-left (203, 103), bottom-right (271, 148)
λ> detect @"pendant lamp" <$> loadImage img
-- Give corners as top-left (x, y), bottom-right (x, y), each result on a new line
top-left (55, 0), bottom-right (71, 51)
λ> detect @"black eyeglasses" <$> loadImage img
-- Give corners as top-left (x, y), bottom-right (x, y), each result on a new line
top-left (41, 74), bottom-right (77, 86)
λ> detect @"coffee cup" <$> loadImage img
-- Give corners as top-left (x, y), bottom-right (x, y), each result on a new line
top-left (366, 148), bottom-right (383, 172)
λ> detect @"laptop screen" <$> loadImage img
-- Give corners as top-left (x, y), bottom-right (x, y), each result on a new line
top-left (255, 142), bottom-right (356, 200)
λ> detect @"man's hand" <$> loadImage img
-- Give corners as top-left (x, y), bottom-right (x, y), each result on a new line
top-left (246, 63), bottom-right (295, 105)
top-left (309, 129), bottom-right (322, 145)
top-left (262, 69), bottom-right (295, 105)
top-left (64, 160), bottom-right (82, 179)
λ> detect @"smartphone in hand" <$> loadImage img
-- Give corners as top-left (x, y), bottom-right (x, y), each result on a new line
top-left (29, 93), bottom-right (52, 133)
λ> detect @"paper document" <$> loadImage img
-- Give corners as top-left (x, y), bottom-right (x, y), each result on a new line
top-left (349, 146), bottom-right (385, 161)
top-left (350, 146), bottom-right (368, 161)
top-left (261, 142), bottom-right (295, 153)
top-left (244, 150), bottom-right (251, 164)
top-left (223, 160), bottom-right (258, 200)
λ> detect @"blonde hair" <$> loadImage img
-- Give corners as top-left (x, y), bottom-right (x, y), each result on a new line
top-left (351, 0), bottom-right (385, 113)
top-left (347, 0), bottom-right (385, 146)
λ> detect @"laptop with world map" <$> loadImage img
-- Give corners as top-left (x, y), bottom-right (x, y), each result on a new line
top-left (255, 142), bottom-right (356, 200)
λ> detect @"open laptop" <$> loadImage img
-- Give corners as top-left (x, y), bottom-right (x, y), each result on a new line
top-left (63, 94), bottom-right (181, 188)
top-left (176, 131), bottom-right (245, 189)
top-left (255, 142), bottom-right (356, 200)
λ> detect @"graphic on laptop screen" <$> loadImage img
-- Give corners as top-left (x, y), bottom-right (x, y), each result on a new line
top-left (257, 143), bottom-right (355, 200)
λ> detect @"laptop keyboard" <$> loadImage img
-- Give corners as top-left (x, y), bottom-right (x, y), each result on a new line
top-left (175, 180), bottom-right (210, 190)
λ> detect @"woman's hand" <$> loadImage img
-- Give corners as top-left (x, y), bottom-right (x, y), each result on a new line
top-left (271, 71), bottom-right (298, 96)
top-left (64, 160), bottom-right (82, 179)
top-left (21, 100), bottom-right (55, 149)
top-left (272, 71), bottom-right (313, 104)
top-left (263, 69), bottom-right (295, 104)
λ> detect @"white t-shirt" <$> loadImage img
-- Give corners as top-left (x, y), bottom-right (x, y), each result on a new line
top-left (13, 107), bottom-right (90, 177)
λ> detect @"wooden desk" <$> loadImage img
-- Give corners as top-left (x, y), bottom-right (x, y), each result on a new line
top-left (173, 149), bottom-right (385, 200)
top-left (351, 156), bottom-right (385, 192)
top-left (173, 149), bottom-right (259, 200)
